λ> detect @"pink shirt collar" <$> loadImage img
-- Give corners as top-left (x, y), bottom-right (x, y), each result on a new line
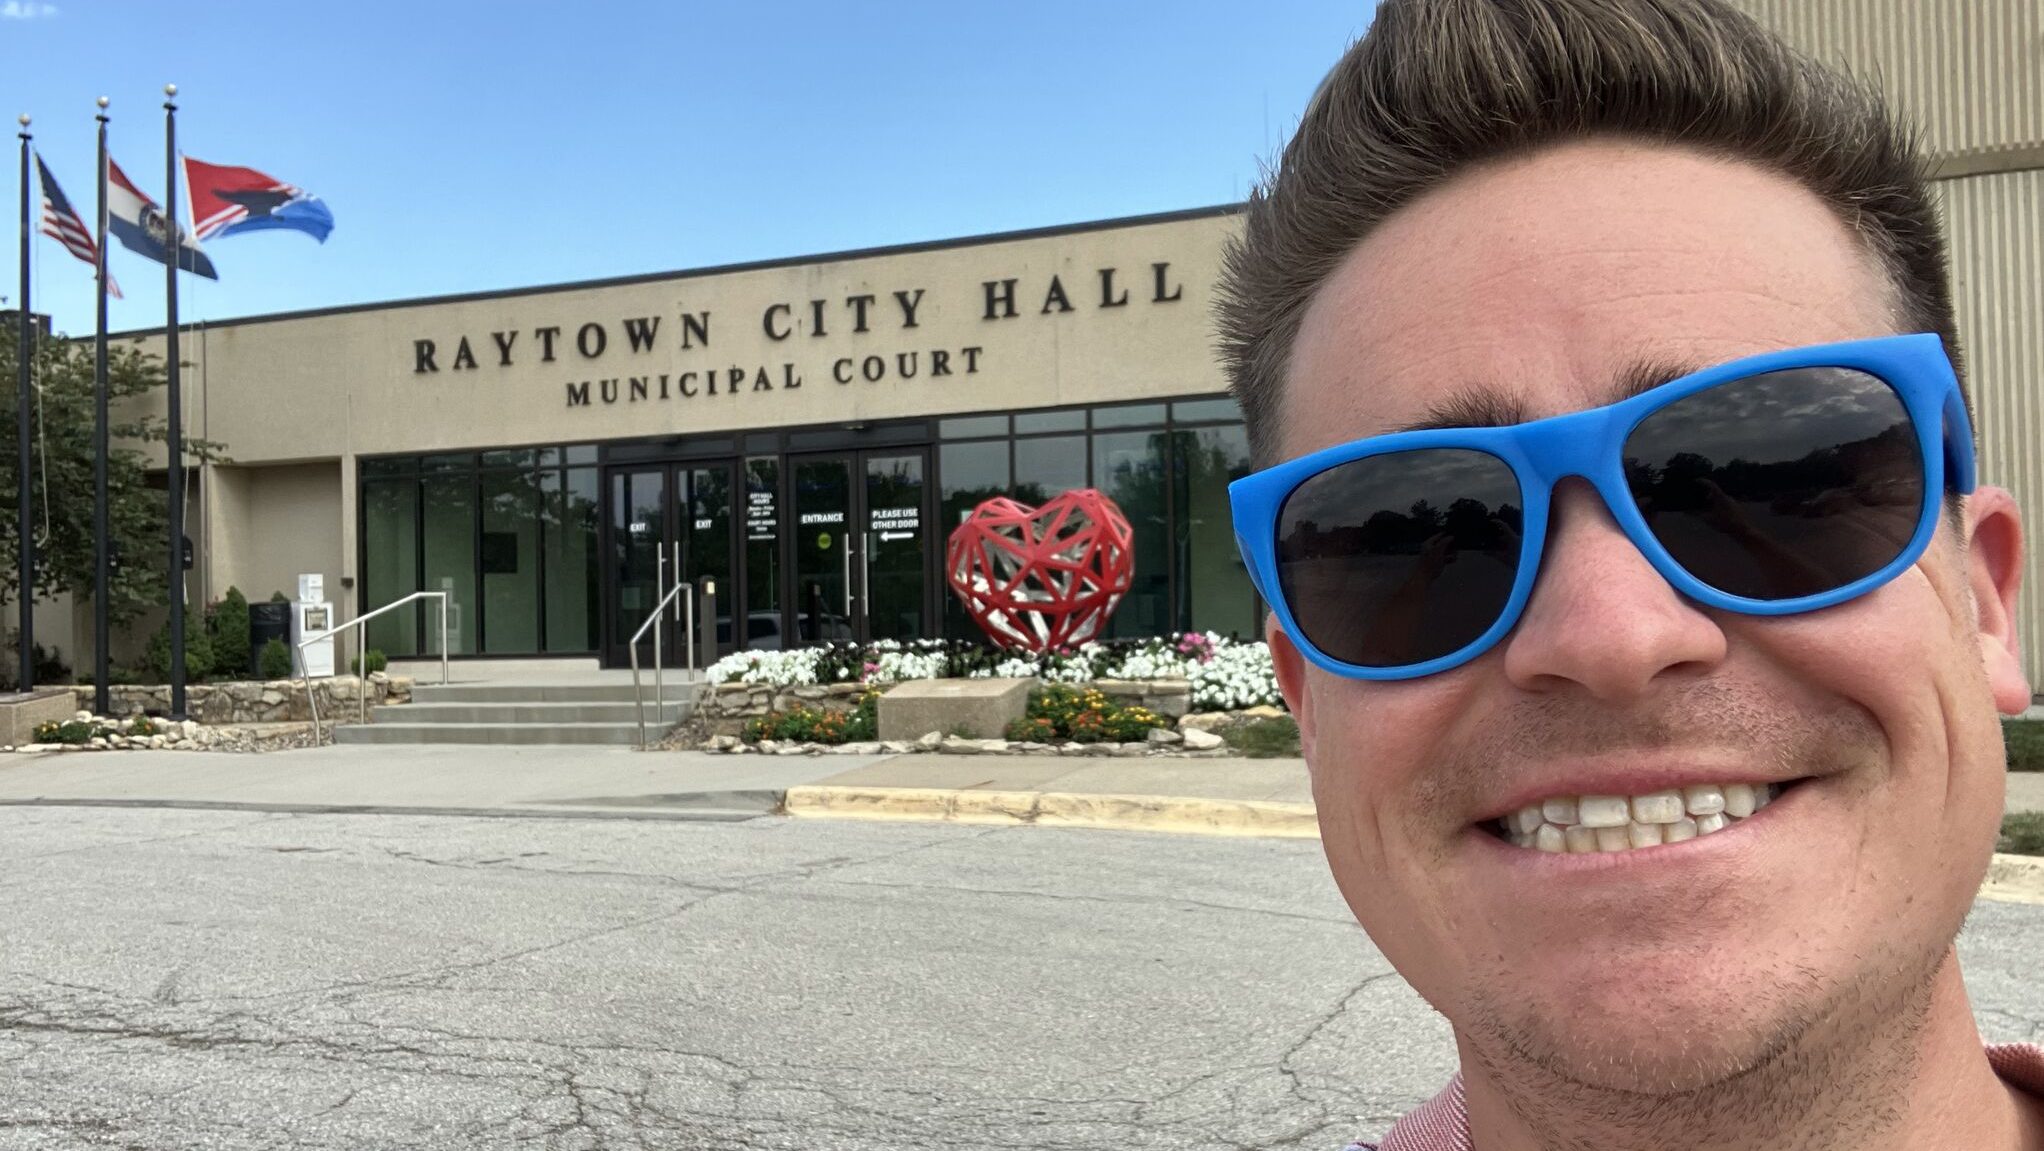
top-left (1349, 1043), bottom-right (2044, 1151)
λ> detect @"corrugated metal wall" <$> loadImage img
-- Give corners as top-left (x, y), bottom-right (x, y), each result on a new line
top-left (1731, 0), bottom-right (2042, 157)
top-left (1943, 169), bottom-right (2044, 681)
top-left (1735, 0), bottom-right (2044, 683)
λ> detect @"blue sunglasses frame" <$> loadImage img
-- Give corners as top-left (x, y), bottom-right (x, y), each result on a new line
top-left (1228, 334), bottom-right (1976, 681)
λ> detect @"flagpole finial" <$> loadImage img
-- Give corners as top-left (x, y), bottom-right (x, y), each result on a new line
top-left (164, 84), bottom-right (177, 99)
top-left (17, 114), bottom-right (27, 127)
top-left (96, 96), bottom-right (108, 109)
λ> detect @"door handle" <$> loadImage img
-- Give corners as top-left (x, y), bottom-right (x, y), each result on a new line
top-left (841, 534), bottom-right (851, 617)
top-left (672, 540), bottom-right (683, 622)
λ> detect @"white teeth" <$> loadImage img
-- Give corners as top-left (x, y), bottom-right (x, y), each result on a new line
top-left (1577, 795), bottom-right (1631, 828)
top-left (1629, 791), bottom-right (1685, 824)
top-left (1495, 781), bottom-right (1787, 855)
top-left (1683, 784), bottom-right (1726, 816)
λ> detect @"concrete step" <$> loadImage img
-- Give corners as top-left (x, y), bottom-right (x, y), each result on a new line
top-left (333, 721), bottom-right (664, 746)
top-left (408, 680), bottom-right (700, 705)
top-left (371, 701), bottom-right (691, 725)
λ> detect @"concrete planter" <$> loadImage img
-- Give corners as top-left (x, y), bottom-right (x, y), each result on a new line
top-left (0, 689), bottom-right (78, 746)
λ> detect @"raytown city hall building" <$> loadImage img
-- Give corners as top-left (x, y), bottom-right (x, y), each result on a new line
top-left (51, 0), bottom-right (2044, 684)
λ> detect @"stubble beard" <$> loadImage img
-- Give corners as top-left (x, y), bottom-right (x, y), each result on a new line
top-left (1458, 923), bottom-right (1957, 1151)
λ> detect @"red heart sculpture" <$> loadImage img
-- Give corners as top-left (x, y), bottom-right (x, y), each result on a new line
top-left (945, 488), bottom-right (1135, 651)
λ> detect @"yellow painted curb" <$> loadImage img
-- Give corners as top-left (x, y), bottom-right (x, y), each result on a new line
top-left (779, 788), bottom-right (2044, 897)
top-left (780, 785), bottom-right (1320, 839)
top-left (1982, 853), bottom-right (2044, 904)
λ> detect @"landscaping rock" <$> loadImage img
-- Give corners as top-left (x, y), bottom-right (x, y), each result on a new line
top-left (939, 736), bottom-right (982, 755)
top-left (1112, 742), bottom-right (1148, 757)
top-left (1178, 712), bottom-right (1233, 731)
top-left (1181, 728), bottom-right (1226, 751)
top-left (1242, 705), bottom-right (1286, 720)
top-left (880, 741), bottom-right (913, 754)
top-left (915, 731), bottom-right (943, 751)
top-left (838, 742), bottom-right (883, 756)
top-left (1146, 727), bottom-right (1183, 745)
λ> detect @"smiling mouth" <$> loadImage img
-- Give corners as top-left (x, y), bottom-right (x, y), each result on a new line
top-left (1490, 782), bottom-right (1802, 853)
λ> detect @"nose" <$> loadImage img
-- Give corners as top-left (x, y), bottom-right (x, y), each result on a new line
top-left (1501, 480), bottom-right (1727, 700)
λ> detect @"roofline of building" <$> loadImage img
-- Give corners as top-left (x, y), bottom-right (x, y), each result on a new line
top-left (108, 201), bottom-right (1248, 341)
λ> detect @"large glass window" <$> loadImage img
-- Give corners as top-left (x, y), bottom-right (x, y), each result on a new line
top-left (939, 442), bottom-right (1010, 639)
top-left (422, 474), bottom-right (478, 654)
top-left (543, 467), bottom-right (600, 652)
top-left (481, 469), bottom-right (541, 653)
top-left (1176, 425), bottom-right (1259, 638)
top-left (361, 478), bottom-right (418, 655)
top-left (1091, 430), bottom-right (1171, 638)
top-left (1013, 436), bottom-right (1086, 506)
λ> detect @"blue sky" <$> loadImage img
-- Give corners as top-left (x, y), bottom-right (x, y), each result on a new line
top-left (2, 2), bottom-right (1377, 338)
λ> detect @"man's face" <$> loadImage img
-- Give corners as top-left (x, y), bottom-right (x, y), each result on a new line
top-left (1273, 139), bottom-right (2030, 1091)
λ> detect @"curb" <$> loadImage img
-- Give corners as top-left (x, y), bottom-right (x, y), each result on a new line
top-left (1983, 853), bottom-right (2044, 904)
top-left (779, 787), bottom-right (2044, 901)
top-left (780, 785), bottom-right (1320, 838)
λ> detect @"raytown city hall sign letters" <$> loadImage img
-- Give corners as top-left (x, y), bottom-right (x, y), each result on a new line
top-left (408, 262), bottom-right (1188, 409)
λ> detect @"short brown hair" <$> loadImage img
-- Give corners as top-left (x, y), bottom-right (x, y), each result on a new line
top-left (1215, 0), bottom-right (1960, 465)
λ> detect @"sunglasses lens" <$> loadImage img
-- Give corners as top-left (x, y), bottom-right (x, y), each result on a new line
top-left (1624, 366), bottom-right (1924, 601)
top-left (1275, 448), bottom-right (1523, 668)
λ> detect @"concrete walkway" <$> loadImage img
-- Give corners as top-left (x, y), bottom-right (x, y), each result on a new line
top-left (0, 744), bottom-right (1309, 818)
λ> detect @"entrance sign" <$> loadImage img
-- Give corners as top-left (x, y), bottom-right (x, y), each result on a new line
top-left (945, 488), bottom-right (1133, 652)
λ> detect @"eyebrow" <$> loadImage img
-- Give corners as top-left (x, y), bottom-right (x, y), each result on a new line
top-left (1389, 356), bottom-right (1702, 434)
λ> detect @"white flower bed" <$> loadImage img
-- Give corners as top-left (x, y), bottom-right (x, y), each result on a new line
top-left (703, 632), bottom-right (1282, 712)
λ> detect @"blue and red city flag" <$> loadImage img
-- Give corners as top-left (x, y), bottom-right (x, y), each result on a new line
top-left (33, 153), bottom-right (121, 298)
top-left (105, 155), bottom-right (219, 279)
top-left (182, 156), bottom-right (333, 243)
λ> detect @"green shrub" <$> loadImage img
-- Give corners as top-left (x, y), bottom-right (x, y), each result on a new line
top-left (33, 719), bottom-right (99, 744)
top-left (258, 637), bottom-right (295, 680)
top-left (209, 587), bottom-right (252, 679)
top-left (2005, 720), bottom-right (2044, 773)
top-left (350, 648), bottom-right (388, 676)
top-left (1008, 684), bottom-right (1167, 744)
top-left (2000, 812), bottom-right (2044, 856)
top-left (742, 690), bottom-right (878, 745)
top-left (1223, 715), bottom-right (1302, 759)
top-left (143, 608), bottom-right (215, 683)
top-left (269, 589), bottom-right (289, 604)
top-left (1004, 715), bottom-right (1059, 743)
top-left (126, 715), bottom-right (159, 737)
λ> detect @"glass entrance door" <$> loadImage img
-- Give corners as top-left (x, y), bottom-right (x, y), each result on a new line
top-left (606, 467), bottom-right (673, 667)
top-left (861, 452), bottom-right (927, 642)
top-left (605, 462), bottom-right (741, 666)
top-left (792, 457), bottom-right (856, 643)
top-left (789, 450), bottom-right (930, 644)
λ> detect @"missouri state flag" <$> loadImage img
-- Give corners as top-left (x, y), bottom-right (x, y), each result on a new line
top-left (182, 156), bottom-right (334, 243)
top-left (106, 156), bottom-right (219, 279)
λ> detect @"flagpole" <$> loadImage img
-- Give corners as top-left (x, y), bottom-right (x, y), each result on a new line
top-left (163, 84), bottom-right (185, 719)
top-left (93, 97), bottom-right (109, 716)
top-left (15, 113), bottom-right (31, 692)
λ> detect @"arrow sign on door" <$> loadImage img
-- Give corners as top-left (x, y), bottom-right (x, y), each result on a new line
top-left (879, 530), bottom-right (915, 542)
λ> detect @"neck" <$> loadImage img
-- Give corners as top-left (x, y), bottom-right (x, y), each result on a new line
top-left (1458, 951), bottom-right (2042, 1151)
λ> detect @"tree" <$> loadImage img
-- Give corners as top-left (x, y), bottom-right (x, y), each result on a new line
top-left (0, 324), bottom-right (227, 626)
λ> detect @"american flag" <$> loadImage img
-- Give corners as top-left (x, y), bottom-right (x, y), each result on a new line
top-left (35, 152), bottom-right (121, 299)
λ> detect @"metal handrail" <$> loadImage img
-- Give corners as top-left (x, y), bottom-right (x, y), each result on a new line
top-left (628, 580), bottom-right (695, 749)
top-left (300, 590), bottom-right (451, 742)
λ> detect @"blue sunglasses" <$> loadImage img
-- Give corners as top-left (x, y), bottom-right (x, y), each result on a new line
top-left (1229, 334), bottom-right (1975, 680)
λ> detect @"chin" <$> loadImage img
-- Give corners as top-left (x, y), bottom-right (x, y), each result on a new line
top-left (1465, 938), bottom-right (1831, 1094)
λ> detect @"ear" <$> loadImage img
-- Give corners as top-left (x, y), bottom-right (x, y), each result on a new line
top-left (1267, 613), bottom-right (1318, 761)
top-left (1963, 485), bottom-right (2029, 715)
